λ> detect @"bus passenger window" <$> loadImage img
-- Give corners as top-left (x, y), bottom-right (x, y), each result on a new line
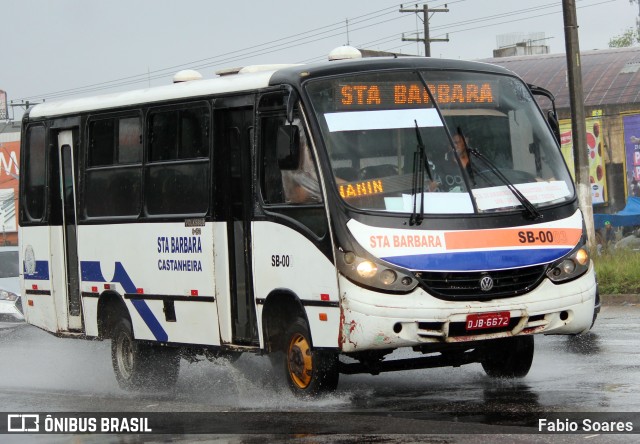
top-left (89, 119), bottom-right (115, 166)
top-left (149, 111), bottom-right (177, 161)
top-left (118, 117), bottom-right (142, 164)
top-left (180, 109), bottom-right (209, 159)
top-left (85, 116), bottom-right (143, 219)
top-left (145, 103), bottom-right (210, 216)
top-left (149, 105), bottom-right (209, 162)
top-left (145, 163), bottom-right (208, 215)
top-left (23, 125), bottom-right (46, 221)
top-left (88, 116), bottom-right (142, 166)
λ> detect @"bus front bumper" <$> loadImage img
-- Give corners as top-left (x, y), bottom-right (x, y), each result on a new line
top-left (338, 264), bottom-right (597, 353)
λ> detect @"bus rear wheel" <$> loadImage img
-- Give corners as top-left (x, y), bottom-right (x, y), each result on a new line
top-left (480, 335), bottom-right (534, 378)
top-left (111, 318), bottom-right (180, 391)
top-left (282, 317), bottom-right (339, 396)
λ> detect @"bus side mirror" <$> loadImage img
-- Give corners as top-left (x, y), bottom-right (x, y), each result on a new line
top-left (286, 88), bottom-right (299, 124)
top-left (547, 109), bottom-right (560, 144)
top-left (276, 125), bottom-right (300, 170)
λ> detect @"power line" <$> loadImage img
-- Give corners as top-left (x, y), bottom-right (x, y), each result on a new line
top-left (429, 0), bottom-right (617, 39)
top-left (306, 0), bottom-right (613, 62)
top-left (17, 3), bottom-right (407, 102)
top-left (15, 0), bottom-right (620, 103)
top-left (400, 3), bottom-right (450, 57)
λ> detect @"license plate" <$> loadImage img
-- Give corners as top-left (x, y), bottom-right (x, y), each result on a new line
top-left (465, 312), bottom-right (511, 331)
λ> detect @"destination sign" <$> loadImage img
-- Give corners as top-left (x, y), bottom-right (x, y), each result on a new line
top-left (335, 82), bottom-right (498, 110)
top-left (338, 179), bottom-right (384, 199)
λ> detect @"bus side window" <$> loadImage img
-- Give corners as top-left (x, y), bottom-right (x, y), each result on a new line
top-left (281, 122), bottom-right (322, 205)
top-left (149, 111), bottom-right (177, 161)
top-left (118, 117), bottom-right (143, 164)
top-left (22, 125), bottom-right (47, 221)
top-left (261, 114), bottom-right (321, 205)
top-left (89, 119), bottom-right (115, 166)
top-left (145, 104), bottom-right (210, 216)
top-left (85, 116), bottom-right (143, 218)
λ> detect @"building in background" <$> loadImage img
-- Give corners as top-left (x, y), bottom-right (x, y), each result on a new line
top-left (492, 32), bottom-right (551, 58)
top-left (0, 120), bottom-right (20, 246)
top-left (482, 46), bottom-right (640, 215)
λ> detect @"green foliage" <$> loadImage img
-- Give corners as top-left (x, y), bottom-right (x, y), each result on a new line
top-left (609, 28), bottom-right (640, 48)
top-left (608, 27), bottom-right (639, 48)
top-left (593, 250), bottom-right (640, 294)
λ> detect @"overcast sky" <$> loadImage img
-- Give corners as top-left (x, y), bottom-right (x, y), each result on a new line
top-left (2, 0), bottom-right (638, 119)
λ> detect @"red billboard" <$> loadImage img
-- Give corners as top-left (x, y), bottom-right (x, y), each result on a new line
top-left (0, 130), bottom-right (20, 245)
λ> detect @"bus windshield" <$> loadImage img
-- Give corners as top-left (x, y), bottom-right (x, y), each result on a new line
top-left (305, 70), bottom-right (575, 215)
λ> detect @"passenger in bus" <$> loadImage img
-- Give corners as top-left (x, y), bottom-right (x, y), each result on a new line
top-left (432, 133), bottom-right (472, 192)
top-left (283, 163), bottom-right (348, 204)
top-left (282, 169), bottom-right (321, 204)
top-left (281, 123), bottom-right (323, 205)
top-left (450, 133), bottom-right (471, 170)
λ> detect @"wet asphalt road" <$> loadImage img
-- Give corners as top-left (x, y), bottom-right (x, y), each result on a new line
top-left (0, 304), bottom-right (638, 443)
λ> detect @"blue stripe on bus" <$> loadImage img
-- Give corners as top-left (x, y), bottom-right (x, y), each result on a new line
top-left (79, 260), bottom-right (168, 342)
top-left (111, 262), bottom-right (137, 294)
top-left (80, 261), bottom-right (107, 282)
top-left (382, 248), bottom-right (571, 271)
top-left (130, 299), bottom-right (169, 342)
top-left (24, 260), bottom-right (50, 280)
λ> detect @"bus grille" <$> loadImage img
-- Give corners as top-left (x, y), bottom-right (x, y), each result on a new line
top-left (414, 265), bottom-right (547, 300)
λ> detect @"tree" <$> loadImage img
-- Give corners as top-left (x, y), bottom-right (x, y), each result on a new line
top-left (609, 0), bottom-right (640, 47)
top-left (608, 27), bottom-right (639, 48)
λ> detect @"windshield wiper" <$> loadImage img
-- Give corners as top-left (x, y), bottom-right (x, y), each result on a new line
top-left (410, 120), bottom-right (433, 226)
top-left (458, 128), bottom-right (542, 220)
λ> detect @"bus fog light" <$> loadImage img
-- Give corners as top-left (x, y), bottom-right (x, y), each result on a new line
top-left (356, 261), bottom-right (377, 278)
top-left (561, 259), bottom-right (576, 274)
top-left (344, 252), bottom-right (356, 265)
top-left (379, 269), bottom-right (397, 285)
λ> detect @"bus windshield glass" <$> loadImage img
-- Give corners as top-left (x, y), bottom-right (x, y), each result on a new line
top-left (305, 70), bottom-right (575, 214)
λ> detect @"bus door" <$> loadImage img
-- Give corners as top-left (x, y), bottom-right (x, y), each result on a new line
top-left (214, 102), bottom-right (258, 345)
top-left (52, 130), bottom-right (83, 331)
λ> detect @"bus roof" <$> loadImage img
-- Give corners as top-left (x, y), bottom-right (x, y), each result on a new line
top-left (27, 57), bottom-right (516, 119)
top-left (270, 56), bottom-right (516, 85)
top-left (27, 69), bottom-right (276, 119)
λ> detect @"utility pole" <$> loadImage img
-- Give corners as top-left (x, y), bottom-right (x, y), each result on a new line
top-left (400, 3), bottom-right (449, 57)
top-left (634, 0), bottom-right (640, 38)
top-left (563, 0), bottom-right (595, 252)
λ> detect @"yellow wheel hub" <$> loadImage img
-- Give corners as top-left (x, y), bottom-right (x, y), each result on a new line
top-left (287, 333), bottom-right (313, 389)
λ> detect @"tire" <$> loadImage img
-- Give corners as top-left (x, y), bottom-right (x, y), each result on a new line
top-left (480, 335), bottom-right (534, 378)
top-left (111, 318), bottom-right (180, 391)
top-left (282, 317), bottom-right (339, 396)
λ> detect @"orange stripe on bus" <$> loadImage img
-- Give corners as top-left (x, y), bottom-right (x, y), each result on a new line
top-left (444, 228), bottom-right (582, 250)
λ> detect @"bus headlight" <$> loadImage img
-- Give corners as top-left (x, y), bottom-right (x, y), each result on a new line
top-left (339, 250), bottom-right (417, 293)
top-left (356, 261), bottom-right (377, 278)
top-left (547, 245), bottom-right (590, 283)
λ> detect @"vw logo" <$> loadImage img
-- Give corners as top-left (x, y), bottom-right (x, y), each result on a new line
top-left (480, 275), bottom-right (494, 292)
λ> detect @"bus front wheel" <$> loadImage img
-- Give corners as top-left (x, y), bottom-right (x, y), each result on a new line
top-left (282, 317), bottom-right (339, 396)
top-left (480, 335), bottom-right (534, 378)
top-left (111, 318), bottom-right (180, 390)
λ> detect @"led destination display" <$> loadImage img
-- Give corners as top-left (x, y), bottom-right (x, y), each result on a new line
top-left (335, 81), bottom-right (498, 110)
